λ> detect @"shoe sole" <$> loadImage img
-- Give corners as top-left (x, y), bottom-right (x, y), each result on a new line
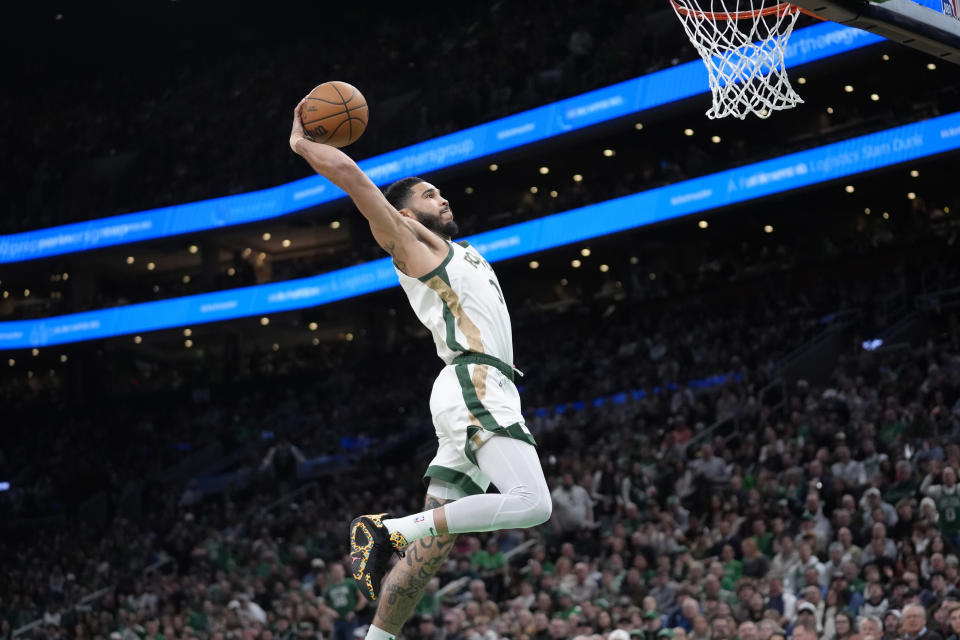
top-left (350, 513), bottom-right (387, 601)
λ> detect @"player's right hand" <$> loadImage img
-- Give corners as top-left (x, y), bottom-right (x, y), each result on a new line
top-left (289, 98), bottom-right (309, 154)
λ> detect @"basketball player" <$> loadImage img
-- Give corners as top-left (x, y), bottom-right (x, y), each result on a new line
top-left (289, 99), bottom-right (552, 640)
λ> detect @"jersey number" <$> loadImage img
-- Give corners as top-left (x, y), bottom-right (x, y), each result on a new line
top-left (489, 279), bottom-right (504, 304)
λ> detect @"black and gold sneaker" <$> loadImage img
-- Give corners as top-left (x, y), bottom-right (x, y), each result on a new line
top-left (349, 513), bottom-right (409, 601)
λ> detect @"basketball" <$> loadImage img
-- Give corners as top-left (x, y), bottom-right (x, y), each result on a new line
top-left (301, 81), bottom-right (368, 148)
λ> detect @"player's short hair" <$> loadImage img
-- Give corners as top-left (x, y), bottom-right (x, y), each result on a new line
top-left (384, 176), bottom-right (426, 210)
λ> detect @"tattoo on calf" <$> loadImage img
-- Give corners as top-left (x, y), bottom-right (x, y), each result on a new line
top-left (376, 495), bottom-right (457, 630)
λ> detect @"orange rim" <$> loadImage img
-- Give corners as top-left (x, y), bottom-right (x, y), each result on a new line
top-left (670, 0), bottom-right (823, 19)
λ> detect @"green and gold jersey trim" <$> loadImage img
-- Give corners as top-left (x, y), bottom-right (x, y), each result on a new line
top-left (454, 363), bottom-right (537, 466)
top-left (420, 243), bottom-right (484, 354)
top-left (416, 243), bottom-right (455, 284)
top-left (423, 465), bottom-right (486, 496)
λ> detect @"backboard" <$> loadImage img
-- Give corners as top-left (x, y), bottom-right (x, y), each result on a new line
top-left (791, 0), bottom-right (960, 61)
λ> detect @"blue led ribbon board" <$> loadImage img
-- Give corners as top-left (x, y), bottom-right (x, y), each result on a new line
top-left (0, 23), bottom-right (881, 264)
top-left (2, 110), bottom-right (958, 350)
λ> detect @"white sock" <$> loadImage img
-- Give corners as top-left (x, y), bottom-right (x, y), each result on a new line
top-left (365, 624), bottom-right (396, 640)
top-left (383, 510), bottom-right (438, 545)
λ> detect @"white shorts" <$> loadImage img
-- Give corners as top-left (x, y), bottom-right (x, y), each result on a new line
top-left (423, 361), bottom-right (536, 497)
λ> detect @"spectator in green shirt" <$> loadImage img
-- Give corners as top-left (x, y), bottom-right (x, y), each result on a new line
top-left (322, 563), bottom-right (363, 640)
top-left (721, 544), bottom-right (743, 591)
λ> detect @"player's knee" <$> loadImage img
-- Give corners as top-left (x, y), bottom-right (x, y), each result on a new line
top-left (508, 484), bottom-right (551, 526)
top-left (524, 490), bottom-right (552, 526)
top-left (530, 496), bottom-right (552, 526)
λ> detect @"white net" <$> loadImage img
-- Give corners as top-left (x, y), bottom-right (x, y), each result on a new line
top-left (671, 0), bottom-right (804, 119)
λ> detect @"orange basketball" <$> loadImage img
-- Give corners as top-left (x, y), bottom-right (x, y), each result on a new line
top-left (301, 81), bottom-right (368, 148)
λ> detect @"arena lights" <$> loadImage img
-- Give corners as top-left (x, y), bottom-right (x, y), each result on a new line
top-left (282, 239), bottom-right (291, 248)
top-left (827, 107), bottom-right (835, 114)
top-left (560, 278), bottom-right (568, 286)
top-left (684, 128), bottom-right (695, 136)
top-left (260, 317), bottom-right (270, 326)
top-left (188, 245), bottom-right (199, 254)
top-left (580, 248), bottom-right (591, 257)
top-left (883, 212), bottom-right (891, 219)
top-left (464, 187), bottom-right (474, 194)
top-left (572, 174), bottom-right (583, 183)
top-left (844, 85), bottom-right (854, 93)
top-left (865, 208), bottom-right (872, 214)
top-left (871, 94), bottom-right (880, 101)
top-left (183, 328), bottom-right (192, 337)
top-left (147, 262), bottom-right (156, 271)
top-left (31, 348), bottom-right (39, 356)
top-left (845, 185), bottom-right (855, 193)
top-left (330, 221), bottom-right (341, 229)
top-left (227, 267), bottom-right (236, 276)
top-left (550, 190), bottom-right (558, 198)
top-left (764, 225), bottom-right (774, 233)
top-left (698, 220), bottom-right (709, 229)
top-left (2, 23), bottom-right (889, 266)
top-left (928, 63), bottom-right (937, 70)
top-left (345, 333), bottom-right (355, 342)
top-left (23, 289), bottom-right (30, 297)
top-left (711, 136), bottom-right (721, 144)
top-left (182, 275), bottom-right (191, 284)
top-left (7, 359), bottom-right (13, 367)
top-left (649, 273), bottom-right (657, 280)
top-left (602, 149), bottom-right (615, 157)
top-left (242, 248), bottom-right (252, 257)
top-left (630, 257), bottom-right (639, 264)
top-left (262, 232), bottom-right (272, 241)
top-left (882, 54), bottom-right (891, 61)
top-left (308, 322), bottom-right (318, 331)
top-left (797, 77), bottom-right (807, 85)
top-left (311, 337), bottom-right (320, 346)
top-left (126, 256), bottom-right (135, 264)
top-left (571, 259), bottom-right (582, 268)
top-left (634, 123), bottom-right (644, 130)
top-left (489, 164), bottom-right (499, 172)
top-left (529, 261), bottom-right (540, 270)
top-left (910, 170), bottom-right (920, 177)
top-left (908, 192), bottom-right (917, 199)
top-left (134, 336), bottom-right (142, 344)
top-left (7, 111), bottom-right (960, 350)
top-left (59, 354), bottom-right (67, 363)
top-left (599, 264), bottom-right (610, 272)
top-left (539, 166), bottom-right (550, 175)
top-left (529, 187), bottom-right (538, 194)
top-left (185, 339), bottom-right (194, 348)
top-left (271, 343), bottom-right (279, 352)
top-left (3, 22), bottom-right (888, 266)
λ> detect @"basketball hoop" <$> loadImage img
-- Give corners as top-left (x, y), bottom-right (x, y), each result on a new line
top-left (671, 0), bottom-right (817, 119)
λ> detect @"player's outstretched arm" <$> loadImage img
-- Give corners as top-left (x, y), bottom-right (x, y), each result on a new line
top-left (288, 100), bottom-right (421, 261)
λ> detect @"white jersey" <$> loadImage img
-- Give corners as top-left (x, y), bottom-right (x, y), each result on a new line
top-left (396, 241), bottom-right (514, 366)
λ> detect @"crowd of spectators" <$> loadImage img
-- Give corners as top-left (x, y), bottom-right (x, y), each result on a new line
top-left (3, 298), bottom-right (960, 640)
top-left (3, 196), bottom-right (960, 640)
